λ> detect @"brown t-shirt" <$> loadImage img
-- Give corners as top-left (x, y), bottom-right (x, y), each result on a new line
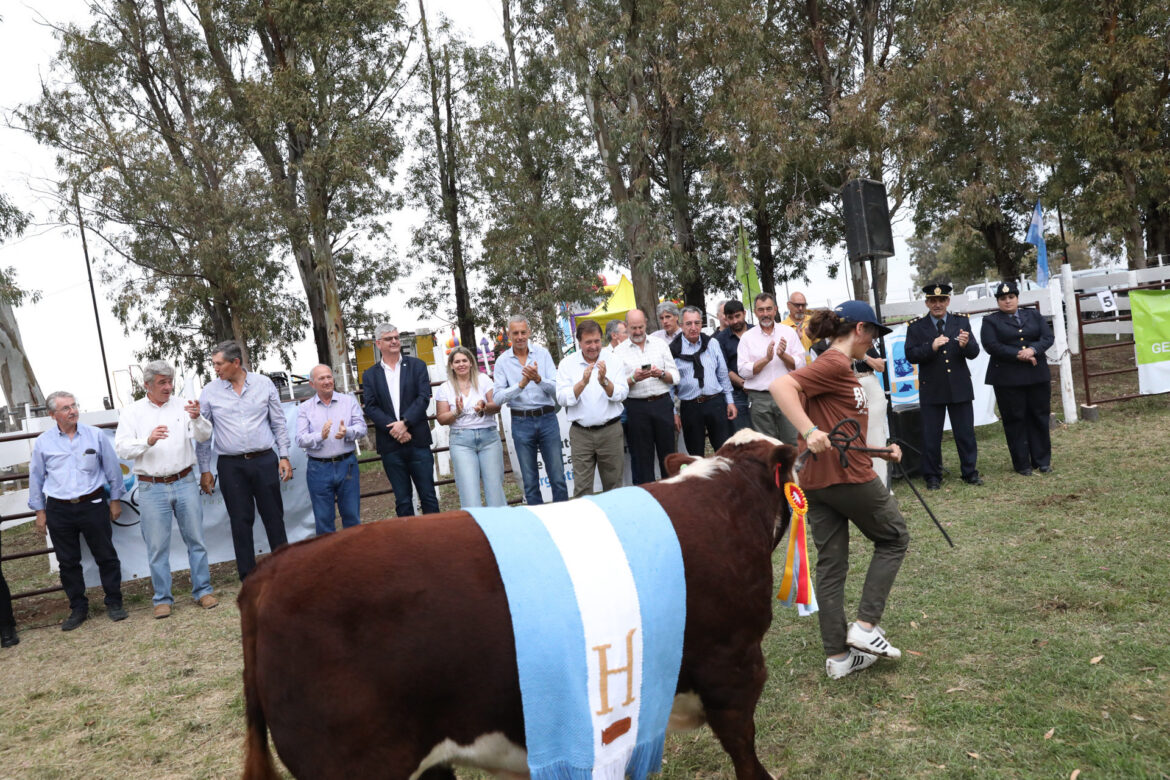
top-left (790, 348), bottom-right (877, 490)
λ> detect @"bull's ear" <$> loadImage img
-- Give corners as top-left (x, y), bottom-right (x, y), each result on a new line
top-left (768, 444), bottom-right (799, 486)
top-left (664, 453), bottom-right (698, 477)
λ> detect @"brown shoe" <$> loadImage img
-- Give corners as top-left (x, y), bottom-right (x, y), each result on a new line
top-left (153, 604), bottom-right (172, 619)
top-left (197, 594), bottom-right (219, 610)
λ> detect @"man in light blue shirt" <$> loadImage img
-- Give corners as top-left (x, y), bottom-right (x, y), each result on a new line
top-left (672, 306), bottom-right (737, 456)
top-left (296, 364), bottom-right (368, 534)
top-left (29, 391), bottom-right (128, 630)
top-left (492, 314), bottom-right (568, 504)
top-left (196, 340), bottom-right (292, 580)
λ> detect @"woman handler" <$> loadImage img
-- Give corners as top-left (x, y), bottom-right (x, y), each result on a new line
top-left (770, 301), bottom-right (910, 680)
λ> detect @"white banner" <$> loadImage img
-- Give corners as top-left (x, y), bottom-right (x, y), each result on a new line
top-left (74, 402), bottom-right (317, 588)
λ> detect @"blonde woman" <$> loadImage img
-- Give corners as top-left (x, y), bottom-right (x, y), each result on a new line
top-left (435, 346), bottom-right (507, 507)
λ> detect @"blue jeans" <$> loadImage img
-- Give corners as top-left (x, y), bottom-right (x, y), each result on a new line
top-left (306, 453), bottom-right (362, 534)
top-left (449, 428), bottom-right (507, 508)
top-left (136, 473), bottom-right (212, 605)
top-left (510, 412), bottom-right (568, 504)
top-left (380, 446), bottom-right (441, 517)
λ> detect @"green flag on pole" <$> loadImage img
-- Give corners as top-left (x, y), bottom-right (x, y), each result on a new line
top-left (735, 224), bottom-right (761, 312)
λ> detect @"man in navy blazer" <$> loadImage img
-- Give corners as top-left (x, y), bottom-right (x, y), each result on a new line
top-left (905, 283), bottom-right (983, 489)
top-left (980, 281), bottom-right (1054, 476)
top-left (361, 323), bottom-right (441, 516)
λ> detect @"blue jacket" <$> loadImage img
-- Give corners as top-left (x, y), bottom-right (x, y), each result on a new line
top-left (361, 357), bottom-right (434, 453)
top-left (980, 308), bottom-right (1053, 386)
top-left (905, 312), bottom-right (980, 404)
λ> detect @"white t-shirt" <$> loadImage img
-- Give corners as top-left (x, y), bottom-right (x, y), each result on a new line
top-left (435, 374), bottom-right (498, 430)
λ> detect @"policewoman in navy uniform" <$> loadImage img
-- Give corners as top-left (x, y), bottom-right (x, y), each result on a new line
top-left (904, 283), bottom-right (983, 489)
top-left (980, 281), bottom-right (1054, 475)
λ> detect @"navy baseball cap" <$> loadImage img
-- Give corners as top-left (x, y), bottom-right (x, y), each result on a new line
top-left (833, 300), bottom-right (892, 336)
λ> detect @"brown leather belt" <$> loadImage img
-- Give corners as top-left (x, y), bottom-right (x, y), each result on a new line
top-left (137, 466), bottom-right (194, 484)
top-left (512, 406), bottom-right (556, 418)
top-left (682, 394), bottom-right (717, 404)
top-left (47, 488), bottom-right (104, 504)
top-left (627, 393), bottom-right (669, 402)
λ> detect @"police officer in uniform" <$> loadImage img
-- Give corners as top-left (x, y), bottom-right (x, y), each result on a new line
top-left (980, 281), bottom-right (1054, 475)
top-left (905, 283), bottom-right (983, 489)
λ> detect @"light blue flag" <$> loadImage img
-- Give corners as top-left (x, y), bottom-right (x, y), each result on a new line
top-left (1027, 201), bottom-right (1049, 288)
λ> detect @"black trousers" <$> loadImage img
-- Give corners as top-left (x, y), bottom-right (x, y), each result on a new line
top-left (45, 497), bottom-right (123, 611)
top-left (994, 382), bottom-right (1051, 471)
top-left (217, 450), bottom-right (287, 580)
top-left (680, 396), bottom-right (731, 457)
top-left (919, 401), bottom-right (978, 481)
top-left (0, 534), bottom-right (14, 628)
top-left (625, 395), bottom-right (677, 484)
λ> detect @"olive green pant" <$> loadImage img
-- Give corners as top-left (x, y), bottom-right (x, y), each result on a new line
top-left (806, 477), bottom-right (909, 656)
top-left (569, 421), bottom-right (625, 498)
top-left (747, 390), bottom-right (798, 445)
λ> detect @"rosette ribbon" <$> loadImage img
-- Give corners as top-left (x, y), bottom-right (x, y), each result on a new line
top-left (777, 482), bottom-right (818, 615)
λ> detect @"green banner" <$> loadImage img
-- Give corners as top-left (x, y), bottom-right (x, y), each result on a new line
top-left (1131, 289), bottom-right (1170, 395)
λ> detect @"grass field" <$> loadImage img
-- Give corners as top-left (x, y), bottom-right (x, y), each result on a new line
top-left (2, 395), bottom-right (1168, 779)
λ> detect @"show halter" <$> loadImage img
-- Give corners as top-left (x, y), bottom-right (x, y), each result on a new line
top-left (793, 417), bottom-right (955, 548)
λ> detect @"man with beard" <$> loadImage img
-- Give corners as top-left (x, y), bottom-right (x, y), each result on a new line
top-left (737, 292), bottom-right (805, 443)
top-left (556, 320), bottom-right (629, 496)
top-left (714, 299), bottom-right (752, 432)
top-left (617, 308), bottom-right (679, 483)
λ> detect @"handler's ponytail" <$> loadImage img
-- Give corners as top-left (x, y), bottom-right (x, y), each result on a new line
top-left (805, 309), bottom-right (855, 342)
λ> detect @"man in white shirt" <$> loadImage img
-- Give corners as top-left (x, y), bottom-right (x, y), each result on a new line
top-left (736, 292), bottom-right (805, 444)
top-left (556, 320), bottom-right (629, 497)
top-left (616, 309), bottom-right (679, 483)
top-left (114, 360), bottom-right (218, 618)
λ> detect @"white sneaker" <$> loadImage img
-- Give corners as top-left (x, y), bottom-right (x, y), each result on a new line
top-left (825, 648), bottom-right (878, 679)
top-left (846, 622), bottom-right (902, 659)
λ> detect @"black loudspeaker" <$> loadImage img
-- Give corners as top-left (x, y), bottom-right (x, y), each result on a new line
top-left (842, 179), bottom-right (895, 261)
top-left (888, 404), bottom-right (923, 477)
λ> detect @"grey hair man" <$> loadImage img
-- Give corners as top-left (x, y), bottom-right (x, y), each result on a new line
top-left (296, 364), bottom-right (368, 533)
top-left (196, 340), bottom-right (293, 580)
top-left (650, 302), bottom-right (682, 343)
top-left (600, 319), bottom-right (628, 364)
top-left (492, 313), bottom-right (568, 504)
top-left (29, 392), bottom-right (128, 630)
top-left (115, 360), bottom-right (217, 618)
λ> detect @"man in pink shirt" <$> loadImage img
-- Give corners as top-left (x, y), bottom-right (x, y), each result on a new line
top-left (736, 292), bottom-right (805, 443)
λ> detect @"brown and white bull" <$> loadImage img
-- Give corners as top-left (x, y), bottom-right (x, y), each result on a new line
top-left (239, 429), bottom-right (797, 780)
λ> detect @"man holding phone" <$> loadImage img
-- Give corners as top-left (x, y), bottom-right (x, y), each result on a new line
top-left (616, 308), bottom-right (679, 483)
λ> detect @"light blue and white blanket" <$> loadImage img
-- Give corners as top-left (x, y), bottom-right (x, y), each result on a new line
top-left (470, 486), bottom-right (686, 780)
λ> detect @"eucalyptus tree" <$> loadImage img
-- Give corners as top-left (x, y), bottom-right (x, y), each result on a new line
top-left (1042, 0), bottom-right (1170, 269)
top-left (21, 0), bottom-right (305, 370)
top-left (461, 0), bottom-right (611, 358)
top-left (194, 0), bottom-right (414, 372)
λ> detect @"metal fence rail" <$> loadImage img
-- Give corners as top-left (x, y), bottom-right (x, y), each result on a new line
top-left (1, 380), bottom-right (521, 601)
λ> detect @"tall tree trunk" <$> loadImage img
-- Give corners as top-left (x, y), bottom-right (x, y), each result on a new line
top-left (421, 4), bottom-right (474, 350)
top-left (1122, 168), bottom-right (1147, 269)
top-left (1146, 199), bottom-right (1170, 262)
top-left (0, 300), bottom-right (43, 414)
top-left (978, 220), bottom-right (1020, 280)
top-left (196, 0), bottom-right (348, 372)
top-left (753, 193), bottom-right (775, 296)
top-left (665, 113), bottom-right (704, 311)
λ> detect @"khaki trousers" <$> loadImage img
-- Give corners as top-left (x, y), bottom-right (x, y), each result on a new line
top-left (747, 389), bottom-right (798, 445)
top-left (569, 421), bottom-right (625, 497)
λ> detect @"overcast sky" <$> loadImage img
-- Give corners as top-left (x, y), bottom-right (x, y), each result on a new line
top-left (0, 0), bottom-right (914, 412)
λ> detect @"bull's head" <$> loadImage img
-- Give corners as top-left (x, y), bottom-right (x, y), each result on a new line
top-left (663, 429), bottom-right (798, 549)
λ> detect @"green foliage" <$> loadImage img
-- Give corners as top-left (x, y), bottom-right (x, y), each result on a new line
top-left (0, 191), bottom-right (34, 306)
top-left (20, 1), bottom-right (306, 370)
